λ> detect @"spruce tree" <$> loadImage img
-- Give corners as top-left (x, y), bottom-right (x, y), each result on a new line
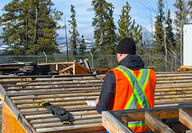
top-left (154, 0), bottom-right (165, 54)
top-left (78, 35), bottom-right (86, 55)
top-left (0, 0), bottom-right (62, 55)
top-left (174, 0), bottom-right (189, 61)
top-left (165, 10), bottom-right (176, 51)
top-left (189, 1), bottom-right (192, 18)
top-left (0, 0), bottom-right (25, 54)
top-left (118, 2), bottom-right (142, 45)
top-left (92, 0), bottom-right (116, 55)
top-left (68, 5), bottom-right (79, 56)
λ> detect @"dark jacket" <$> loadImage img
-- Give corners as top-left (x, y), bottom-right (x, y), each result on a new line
top-left (96, 55), bottom-right (144, 113)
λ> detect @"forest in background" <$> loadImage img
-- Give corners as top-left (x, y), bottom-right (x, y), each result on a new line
top-left (0, 0), bottom-right (192, 71)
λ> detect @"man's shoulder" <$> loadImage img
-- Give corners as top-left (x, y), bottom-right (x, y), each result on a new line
top-left (104, 71), bottom-right (115, 81)
top-left (105, 71), bottom-right (115, 78)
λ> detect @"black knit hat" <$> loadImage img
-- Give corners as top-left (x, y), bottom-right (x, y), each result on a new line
top-left (117, 38), bottom-right (136, 55)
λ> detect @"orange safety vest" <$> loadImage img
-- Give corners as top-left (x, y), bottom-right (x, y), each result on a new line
top-left (109, 65), bottom-right (156, 133)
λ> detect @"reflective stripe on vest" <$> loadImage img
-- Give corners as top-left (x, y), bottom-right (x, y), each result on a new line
top-left (116, 65), bottom-right (150, 109)
top-left (115, 66), bottom-right (151, 129)
top-left (128, 121), bottom-right (146, 128)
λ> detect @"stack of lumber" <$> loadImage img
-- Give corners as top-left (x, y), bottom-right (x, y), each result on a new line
top-left (40, 62), bottom-right (92, 75)
top-left (1, 72), bottom-right (192, 132)
top-left (0, 63), bottom-right (27, 75)
top-left (178, 66), bottom-right (192, 71)
top-left (0, 62), bottom-right (50, 75)
top-left (155, 72), bottom-right (192, 106)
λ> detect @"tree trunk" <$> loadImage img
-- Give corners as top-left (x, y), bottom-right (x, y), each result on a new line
top-left (164, 27), bottom-right (168, 72)
top-left (34, 1), bottom-right (39, 54)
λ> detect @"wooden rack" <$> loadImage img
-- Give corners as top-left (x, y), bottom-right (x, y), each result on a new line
top-left (102, 104), bottom-right (192, 133)
top-left (1, 72), bottom-right (192, 132)
top-left (41, 62), bottom-right (92, 75)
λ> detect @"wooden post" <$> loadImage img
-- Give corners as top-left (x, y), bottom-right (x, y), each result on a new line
top-left (179, 108), bottom-right (192, 130)
top-left (145, 111), bottom-right (175, 133)
top-left (56, 64), bottom-right (58, 71)
top-left (102, 111), bottom-right (133, 133)
top-left (73, 62), bottom-right (75, 75)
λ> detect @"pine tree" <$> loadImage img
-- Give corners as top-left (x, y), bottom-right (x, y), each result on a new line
top-left (78, 35), bottom-right (86, 55)
top-left (118, 2), bottom-right (142, 45)
top-left (68, 5), bottom-right (79, 56)
top-left (91, 0), bottom-right (116, 55)
top-left (174, 0), bottom-right (189, 61)
top-left (0, 0), bottom-right (62, 55)
top-left (0, 0), bottom-right (25, 54)
top-left (189, 1), bottom-right (192, 18)
top-left (154, 0), bottom-right (165, 54)
top-left (165, 10), bottom-right (176, 52)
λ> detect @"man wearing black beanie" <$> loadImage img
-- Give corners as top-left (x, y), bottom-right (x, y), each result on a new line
top-left (95, 38), bottom-right (157, 133)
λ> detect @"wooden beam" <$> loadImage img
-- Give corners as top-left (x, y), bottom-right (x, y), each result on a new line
top-left (179, 108), bottom-right (192, 130)
top-left (40, 62), bottom-right (74, 65)
top-left (58, 65), bottom-right (73, 74)
top-left (55, 64), bottom-right (58, 71)
top-left (102, 111), bottom-right (133, 133)
top-left (73, 62), bottom-right (75, 75)
top-left (145, 111), bottom-right (175, 133)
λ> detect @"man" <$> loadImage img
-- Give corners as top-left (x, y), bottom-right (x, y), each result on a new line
top-left (95, 38), bottom-right (156, 132)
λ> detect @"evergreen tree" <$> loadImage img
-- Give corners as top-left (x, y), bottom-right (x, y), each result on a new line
top-left (0, 0), bottom-right (62, 55)
top-left (0, 0), bottom-right (25, 54)
top-left (78, 35), bottom-right (86, 55)
top-left (174, 0), bottom-right (189, 59)
top-left (92, 0), bottom-right (116, 55)
top-left (189, 1), bottom-right (192, 18)
top-left (118, 2), bottom-right (142, 45)
top-left (68, 5), bottom-right (79, 56)
top-left (165, 10), bottom-right (176, 51)
top-left (154, 0), bottom-right (165, 54)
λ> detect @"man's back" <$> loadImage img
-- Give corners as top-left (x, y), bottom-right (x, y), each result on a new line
top-left (95, 38), bottom-right (157, 133)
top-left (96, 54), bottom-right (156, 132)
top-left (109, 66), bottom-right (156, 111)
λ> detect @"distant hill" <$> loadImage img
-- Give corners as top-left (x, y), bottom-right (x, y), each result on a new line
top-left (141, 26), bottom-right (154, 47)
top-left (56, 37), bottom-right (95, 53)
top-left (0, 27), bottom-right (154, 54)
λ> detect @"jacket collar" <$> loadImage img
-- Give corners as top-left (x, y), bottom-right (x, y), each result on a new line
top-left (118, 55), bottom-right (144, 70)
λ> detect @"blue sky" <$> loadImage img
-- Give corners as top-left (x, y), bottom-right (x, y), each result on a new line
top-left (0, 0), bottom-right (176, 40)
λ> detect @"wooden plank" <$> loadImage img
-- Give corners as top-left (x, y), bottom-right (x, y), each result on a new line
top-left (2, 102), bottom-right (31, 133)
top-left (73, 62), bottom-right (75, 75)
top-left (180, 66), bottom-right (192, 69)
top-left (36, 123), bottom-right (104, 133)
top-left (145, 111), bottom-right (175, 133)
top-left (40, 62), bottom-right (74, 65)
top-left (102, 111), bottom-right (133, 133)
top-left (179, 108), bottom-right (192, 130)
top-left (5, 80), bottom-right (102, 88)
top-left (7, 90), bottom-right (100, 97)
top-left (75, 63), bottom-right (91, 75)
top-left (29, 114), bottom-right (101, 124)
top-left (25, 110), bottom-right (98, 120)
top-left (6, 88), bottom-right (100, 96)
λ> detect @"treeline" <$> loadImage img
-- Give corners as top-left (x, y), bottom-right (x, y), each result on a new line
top-left (0, 0), bottom-right (63, 55)
top-left (0, 0), bottom-right (192, 58)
